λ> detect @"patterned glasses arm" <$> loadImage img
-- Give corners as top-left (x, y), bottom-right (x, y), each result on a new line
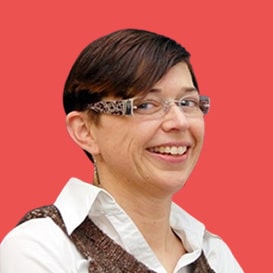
top-left (87, 99), bottom-right (134, 116)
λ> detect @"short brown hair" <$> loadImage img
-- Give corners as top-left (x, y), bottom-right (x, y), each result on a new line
top-left (63, 28), bottom-right (198, 115)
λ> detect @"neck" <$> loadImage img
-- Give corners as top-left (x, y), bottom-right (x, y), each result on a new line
top-left (95, 170), bottom-right (186, 273)
top-left (99, 177), bottom-right (179, 251)
top-left (113, 187), bottom-right (186, 273)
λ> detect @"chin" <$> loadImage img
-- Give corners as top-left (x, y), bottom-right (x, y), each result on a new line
top-left (157, 176), bottom-right (189, 195)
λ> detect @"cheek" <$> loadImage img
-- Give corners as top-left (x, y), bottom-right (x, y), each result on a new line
top-left (96, 117), bottom-right (160, 160)
top-left (95, 122), bottom-right (139, 159)
top-left (191, 119), bottom-right (205, 146)
top-left (118, 124), bottom-right (154, 155)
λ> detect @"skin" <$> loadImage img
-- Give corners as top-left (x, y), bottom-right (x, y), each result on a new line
top-left (66, 61), bottom-right (205, 272)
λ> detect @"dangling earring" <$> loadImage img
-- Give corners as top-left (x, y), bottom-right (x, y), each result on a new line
top-left (93, 157), bottom-right (101, 186)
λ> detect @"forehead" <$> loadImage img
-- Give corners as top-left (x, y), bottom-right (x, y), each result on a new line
top-left (151, 62), bottom-right (197, 94)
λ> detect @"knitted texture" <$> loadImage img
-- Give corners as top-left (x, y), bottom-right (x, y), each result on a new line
top-left (18, 205), bottom-right (215, 273)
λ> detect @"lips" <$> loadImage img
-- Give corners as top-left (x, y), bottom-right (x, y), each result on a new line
top-left (148, 145), bottom-right (187, 156)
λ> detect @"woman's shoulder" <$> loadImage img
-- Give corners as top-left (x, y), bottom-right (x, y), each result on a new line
top-left (0, 217), bottom-right (85, 273)
top-left (1, 217), bottom-right (70, 258)
top-left (3, 216), bottom-right (65, 244)
top-left (203, 230), bottom-right (244, 273)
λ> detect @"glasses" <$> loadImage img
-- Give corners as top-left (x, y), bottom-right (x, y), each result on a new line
top-left (86, 95), bottom-right (210, 119)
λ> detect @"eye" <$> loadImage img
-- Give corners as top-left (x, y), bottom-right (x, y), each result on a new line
top-left (179, 97), bottom-right (199, 108)
top-left (134, 98), bottom-right (161, 114)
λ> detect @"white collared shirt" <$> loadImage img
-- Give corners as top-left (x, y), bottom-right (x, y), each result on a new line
top-left (0, 178), bottom-right (244, 273)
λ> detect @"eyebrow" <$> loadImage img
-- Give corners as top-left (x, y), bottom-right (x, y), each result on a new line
top-left (183, 87), bottom-right (199, 93)
top-left (148, 87), bottom-right (198, 94)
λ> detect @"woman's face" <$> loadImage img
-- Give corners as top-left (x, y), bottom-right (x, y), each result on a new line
top-left (91, 62), bottom-right (205, 198)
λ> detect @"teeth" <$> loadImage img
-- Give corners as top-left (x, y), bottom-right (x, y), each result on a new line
top-left (150, 146), bottom-right (187, 155)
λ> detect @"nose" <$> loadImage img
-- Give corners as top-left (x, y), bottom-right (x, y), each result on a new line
top-left (161, 103), bottom-right (190, 132)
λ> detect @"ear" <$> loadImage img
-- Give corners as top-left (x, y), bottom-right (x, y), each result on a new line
top-left (65, 111), bottom-right (100, 155)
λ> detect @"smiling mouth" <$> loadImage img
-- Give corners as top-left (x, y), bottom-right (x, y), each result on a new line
top-left (148, 146), bottom-right (188, 156)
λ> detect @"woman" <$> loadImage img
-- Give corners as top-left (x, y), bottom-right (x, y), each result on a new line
top-left (0, 29), bottom-right (244, 273)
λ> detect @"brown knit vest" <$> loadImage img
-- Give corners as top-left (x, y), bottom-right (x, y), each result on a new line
top-left (18, 205), bottom-right (215, 273)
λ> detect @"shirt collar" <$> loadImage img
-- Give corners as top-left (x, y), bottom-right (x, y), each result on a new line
top-left (54, 177), bottom-right (108, 235)
top-left (54, 177), bottom-right (206, 250)
top-left (170, 203), bottom-right (205, 250)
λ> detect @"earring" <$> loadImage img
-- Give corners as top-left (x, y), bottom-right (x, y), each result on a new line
top-left (93, 157), bottom-right (101, 186)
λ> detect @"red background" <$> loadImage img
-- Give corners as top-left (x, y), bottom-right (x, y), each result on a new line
top-left (1, 1), bottom-right (272, 272)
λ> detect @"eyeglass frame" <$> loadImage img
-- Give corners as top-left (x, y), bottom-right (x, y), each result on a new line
top-left (86, 95), bottom-right (210, 118)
